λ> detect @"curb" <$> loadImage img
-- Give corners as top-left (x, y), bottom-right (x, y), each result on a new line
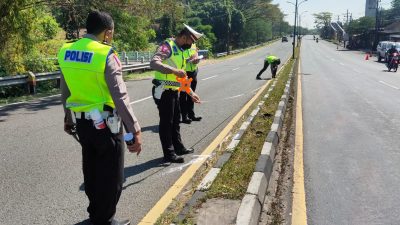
top-left (235, 72), bottom-right (294, 225)
top-left (173, 58), bottom-right (292, 224)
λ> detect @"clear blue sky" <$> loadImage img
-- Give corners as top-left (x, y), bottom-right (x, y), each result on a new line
top-left (272, 0), bottom-right (393, 29)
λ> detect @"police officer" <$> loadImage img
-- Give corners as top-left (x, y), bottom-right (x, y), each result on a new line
top-left (59, 11), bottom-right (142, 225)
top-left (150, 24), bottom-right (202, 163)
top-left (256, 55), bottom-right (281, 80)
top-left (180, 42), bottom-right (202, 124)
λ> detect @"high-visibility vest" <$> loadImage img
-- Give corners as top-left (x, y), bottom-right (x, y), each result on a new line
top-left (58, 38), bottom-right (115, 112)
top-left (184, 43), bottom-right (198, 72)
top-left (266, 55), bottom-right (279, 64)
top-left (154, 39), bottom-right (186, 91)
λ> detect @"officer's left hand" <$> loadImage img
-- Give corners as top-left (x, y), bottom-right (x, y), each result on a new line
top-left (191, 92), bottom-right (201, 104)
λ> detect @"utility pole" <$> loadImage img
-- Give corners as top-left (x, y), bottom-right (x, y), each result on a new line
top-left (374, 0), bottom-right (381, 50)
top-left (292, 0), bottom-right (298, 59)
top-left (346, 9), bottom-right (349, 25)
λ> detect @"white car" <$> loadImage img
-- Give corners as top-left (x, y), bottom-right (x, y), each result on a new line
top-left (377, 41), bottom-right (394, 62)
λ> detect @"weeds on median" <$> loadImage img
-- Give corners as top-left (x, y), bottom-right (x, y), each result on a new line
top-left (206, 58), bottom-right (294, 200)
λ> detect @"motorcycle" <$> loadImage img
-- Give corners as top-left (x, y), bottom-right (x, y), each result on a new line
top-left (386, 52), bottom-right (399, 72)
top-left (316, 38), bottom-right (319, 43)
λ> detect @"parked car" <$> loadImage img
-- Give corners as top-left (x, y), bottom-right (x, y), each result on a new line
top-left (377, 41), bottom-right (394, 62)
top-left (282, 36), bottom-right (288, 42)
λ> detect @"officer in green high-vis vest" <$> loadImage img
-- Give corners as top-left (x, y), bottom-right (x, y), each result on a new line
top-left (256, 55), bottom-right (281, 80)
top-left (150, 24), bottom-right (202, 163)
top-left (180, 43), bottom-right (202, 124)
top-left (59, 11), bottom-right (140, 225)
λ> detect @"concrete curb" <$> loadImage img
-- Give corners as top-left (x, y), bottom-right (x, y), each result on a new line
top-left (174, 58), bottom-right (293, 224)
top-left (235, 73), bottom-right (294, 225)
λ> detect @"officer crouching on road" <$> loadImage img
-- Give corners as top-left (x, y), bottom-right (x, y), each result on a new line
top-left (150, 24), bottom-right (202, 163)
top-left (256, 55), bottom-right (281, 80)
top-left (59, 11), bottom-right (142, 225)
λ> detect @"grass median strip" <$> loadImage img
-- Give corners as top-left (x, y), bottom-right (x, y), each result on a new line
top-left (206, 58), bottom-right (294, 200)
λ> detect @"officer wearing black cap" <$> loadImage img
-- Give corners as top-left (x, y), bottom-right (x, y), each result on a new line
top-left (150, 24), bottom-right (203, 163)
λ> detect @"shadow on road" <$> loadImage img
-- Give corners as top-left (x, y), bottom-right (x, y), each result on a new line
top-left (141, 124), bottom-right (159, 133)
top-left (74, 219), bottom-right (91, 225)
top-left (79, 157), bottom-right (169, 191)
top-left (0, 96), bottom-right (61, 121)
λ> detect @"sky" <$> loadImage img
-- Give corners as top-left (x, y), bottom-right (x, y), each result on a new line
top-left (272, 0), bottom-right (393, 29)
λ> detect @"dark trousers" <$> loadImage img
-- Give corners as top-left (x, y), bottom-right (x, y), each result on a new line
top-left (158, 90), bottom-right (185, 156)
top-left (76, 119), bottom-right (124, 225)
top-left (179, 70), bottom-right (198, 119)
top-left (256, 61), bottom-right (278, 78)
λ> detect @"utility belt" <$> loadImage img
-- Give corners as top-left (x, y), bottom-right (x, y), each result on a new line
top-left (74, 111), bottom-right (110, 120)
top-left (152, 79), bottom-right (181, 103)
top-left (73, 109), bottom-right (121, 134)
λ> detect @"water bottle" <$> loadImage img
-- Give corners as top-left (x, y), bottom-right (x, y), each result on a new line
top-left (124, 133), bottom-right (135, 145)
top-left (90, 109), bottom-right (106, 129)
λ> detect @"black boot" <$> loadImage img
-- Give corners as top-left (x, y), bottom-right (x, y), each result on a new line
top-left (176, 147), bottom-right (194, 156)
top-left (163, 154), bottom-right (184, 163)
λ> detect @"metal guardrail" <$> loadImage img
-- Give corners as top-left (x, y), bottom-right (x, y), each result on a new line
top-left (0, 63), bottom-right (151, 88)
top-left (215, 43), bottom-right (265, 58)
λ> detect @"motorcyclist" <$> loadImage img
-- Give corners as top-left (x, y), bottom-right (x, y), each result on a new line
top-left (316, 37), bottom-right (319, 43)
top-left (387, 44), bottom-right (399, 59)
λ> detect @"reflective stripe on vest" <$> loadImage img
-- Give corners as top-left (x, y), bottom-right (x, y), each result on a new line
top-left (266, 55), bottom-right (278, 64)
top-left (154, 39), bottom-right (186, 91)
top-left (58, 38), bottom-right (115, 112)
top-left (184, 43), bottom-right (198, 72)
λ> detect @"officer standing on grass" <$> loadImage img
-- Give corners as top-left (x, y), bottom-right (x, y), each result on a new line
top-left (59, 11), bottom-right (142, 225)
top-left (180, 43), bottom-right (202, 124)
top-left (150, 24), bottom-right (203, 163)
top-left (256, 55), bottom-right (281, 80)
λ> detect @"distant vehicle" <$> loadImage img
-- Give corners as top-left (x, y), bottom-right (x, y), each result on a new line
top-left (289, 34), bottom-right (293, 37)
top-left (282, 36), bottom-right (288, 42)
top-left (377, 41), bottom-right (394, 62)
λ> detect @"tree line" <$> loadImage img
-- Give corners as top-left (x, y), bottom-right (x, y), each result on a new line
top-left (313, 0), bottom-right (400, 41)
top-left (0, 0), bottom-right (293, 77)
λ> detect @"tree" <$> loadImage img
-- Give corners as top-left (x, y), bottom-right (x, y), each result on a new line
top-left (313, 12), bottom-right (332, 38)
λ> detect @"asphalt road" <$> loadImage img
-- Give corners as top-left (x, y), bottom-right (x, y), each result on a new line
top-left (301, 36), bottom-right (400, 224)
top-left (0, 41), bottom-right (292, 225)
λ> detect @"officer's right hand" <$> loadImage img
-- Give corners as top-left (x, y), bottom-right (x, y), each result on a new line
top-left (128, 131), bottom-right (143, 155)
top-left (173, 69), bottom-right (186, 78)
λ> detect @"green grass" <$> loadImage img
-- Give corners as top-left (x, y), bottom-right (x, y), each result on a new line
top-left (206, 57), bottom-right (294, 200)
top-left (123, 70), bottom-right (154, 81)
top-left (0, 88), bottom-right (60, 106)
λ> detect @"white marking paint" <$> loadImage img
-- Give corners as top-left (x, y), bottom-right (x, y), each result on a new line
top-left (232, 67), bottom-right (240, 71)
top-left (130, 96), bottom-right (152, 105)
top-left (353, 69), bottom-right (362, 74)
top-left (339, 63), bottom-right (345, 66)
top-left (162, 155), bottom-right (211, 175)
top-left (330, 58), bottom-right (336, 62)
top-left (224, 94), bottom-right (244, 100)
top-left (248, 62), bottom-right (253, 65)
top-left (202, 75), bottom-right (218, 81)
top-left (379, 81), bottom-right (400, 90)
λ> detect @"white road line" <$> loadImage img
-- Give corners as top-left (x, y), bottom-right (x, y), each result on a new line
top-left (379, 81), bottom-right (400, 90)
top-left (339, 63), bottom-right (345, 66)
top-left (232, 67), bottom-right (240, 71)
top-left (330, 58), bottom-right (336, 62)
top-left (353, 69), bottom-right (362, 74)
top-left (248, 62), bottom-right (253, 65)
top-left (130, 96), bottom-right (152, 105)
top-left (224, 94), bottom-right (244, 100)
top-left (202, 75), bottom-right (218, 81)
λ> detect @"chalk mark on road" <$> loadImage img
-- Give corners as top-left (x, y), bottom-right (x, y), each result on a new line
top-left (202, 75), bottom-right (218, 81)
top-left (379, 81), bottom-right (400, 90)
top-left (232, 67), bottom-right (240, 71)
